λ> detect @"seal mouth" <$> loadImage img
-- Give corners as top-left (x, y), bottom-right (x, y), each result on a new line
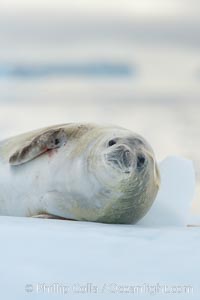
top-left (105, 145), bottom-right (133, 173)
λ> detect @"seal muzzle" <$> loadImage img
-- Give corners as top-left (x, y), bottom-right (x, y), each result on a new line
top-left (105, 145), bottom-right (133, 173)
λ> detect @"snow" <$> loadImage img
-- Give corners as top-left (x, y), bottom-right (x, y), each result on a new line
top-left (139, 156), bottom-right (196, 226)
top-left (0, 156), bottom-right (199, 299)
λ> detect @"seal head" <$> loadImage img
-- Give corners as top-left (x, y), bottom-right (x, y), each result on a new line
top-left (79, 127), bottom-right (160, 224)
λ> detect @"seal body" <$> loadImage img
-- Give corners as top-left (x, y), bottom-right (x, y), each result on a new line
top-left (0, 123), bottom-right (160, 224)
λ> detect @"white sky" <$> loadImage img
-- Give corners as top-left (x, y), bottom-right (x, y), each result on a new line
top-left (0, 0), bottom-right (198, 19)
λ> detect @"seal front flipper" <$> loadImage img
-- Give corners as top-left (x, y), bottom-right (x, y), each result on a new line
top-left (32, 214), bottom-right (75, 221)
top-left (9, 128), bottom-right (67, 166)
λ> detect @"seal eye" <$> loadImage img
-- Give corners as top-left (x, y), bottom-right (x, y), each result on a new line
top-left (108, 139), bottom-right (117, 147)
top-left (55, 138), bottom-right (60, 145)
top-left (137, 154), bottom-right (146, 169)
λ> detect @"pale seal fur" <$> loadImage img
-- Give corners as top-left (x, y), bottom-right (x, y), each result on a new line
top-left (0, 123), bottom-right (160, 224)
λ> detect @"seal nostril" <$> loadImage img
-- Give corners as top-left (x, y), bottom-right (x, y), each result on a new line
top-left (137, 154), bottom-right (146, 169)
top-left (108, 139), bottom-right (117, 147)
top-left (123, 150), bottom-right (132, 168)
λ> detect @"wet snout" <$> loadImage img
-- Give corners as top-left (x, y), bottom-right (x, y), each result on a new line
top-left (105, 145), bottom-right (132, 173)
top-left (105, 144), bottom-right (147, 173)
